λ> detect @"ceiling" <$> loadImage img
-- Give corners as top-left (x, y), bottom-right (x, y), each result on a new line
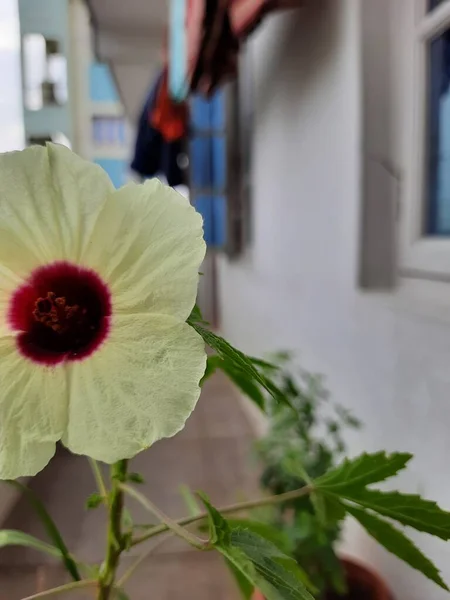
top-left (87, 0), bottom-right (168, 119)
top-left (88, 0), bottom-right (168, 37)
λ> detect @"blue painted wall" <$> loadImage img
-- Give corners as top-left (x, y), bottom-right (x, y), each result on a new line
top-left (94, 159), bottom-right (127, 189)
top-left (89, 63), bottom-right (120, 103)
top-left (90, 62), bottom-right (128, 188)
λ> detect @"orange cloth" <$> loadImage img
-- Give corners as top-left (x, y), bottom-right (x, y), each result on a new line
top-left (150, 70), bottom-right (188, 142)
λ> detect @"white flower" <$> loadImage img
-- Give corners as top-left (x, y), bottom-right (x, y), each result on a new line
top-left (0, 143), bottom-right (206, 479)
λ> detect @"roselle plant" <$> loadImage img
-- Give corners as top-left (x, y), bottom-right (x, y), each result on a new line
top-left (0, 145), bottom-right (449, 599)
top-left (252, 355), bottom-right (361, 596)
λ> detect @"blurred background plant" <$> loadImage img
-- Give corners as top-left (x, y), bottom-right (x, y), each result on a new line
top-left (250, 353), bottom-right (362, 598)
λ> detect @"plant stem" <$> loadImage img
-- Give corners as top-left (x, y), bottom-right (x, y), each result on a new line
top-left (131, 484), bottom-right (312, 547)
top-left (89, 458), bottom-right (108, 500)
top-left (97, 459), bottom-right (128, 600)
top-left (121, 484), bottom-right (209, 549)
top-left (22, 579), bottom-right (96, 600)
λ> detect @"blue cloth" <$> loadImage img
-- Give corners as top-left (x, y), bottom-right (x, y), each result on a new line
top-left (130, 71), bottom-right (187, 187)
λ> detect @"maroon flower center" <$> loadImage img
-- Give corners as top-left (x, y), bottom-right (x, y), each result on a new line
top-left (9, 262), bottom-right (112, 365)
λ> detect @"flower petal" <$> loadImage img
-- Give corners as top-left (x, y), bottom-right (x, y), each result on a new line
top-left (0, 143), bottom-right (114, 273)
top-left (80, 179), bottom-right (206, 320)
top-left (0, 337), bottom-right (68, 479)
top-left (62, 314), bottom-right (206, 463)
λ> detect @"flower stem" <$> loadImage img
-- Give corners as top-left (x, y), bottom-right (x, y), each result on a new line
top-left (22, 579), bottom-right (96, 600)
top-left (97, 459), bottom-right (128, 600)
top-left (131, 485), bottom-right (312, 547)
top-left (88, 458), bottom-right (108, 501)
top-left (121, 483), bottom-right (209, 549)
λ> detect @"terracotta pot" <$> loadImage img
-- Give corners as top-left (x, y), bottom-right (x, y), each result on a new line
top-left (325, 556), bottom-right (394, 600)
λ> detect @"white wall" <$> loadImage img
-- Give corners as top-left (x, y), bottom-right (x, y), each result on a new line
top-left (0, 0), bottom-right (24, 152)
top-left (217, 1), bottom-right (450, 598)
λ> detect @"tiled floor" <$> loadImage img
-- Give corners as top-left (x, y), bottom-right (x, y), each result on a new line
top-left (0, 373), bottom-right (260, 599)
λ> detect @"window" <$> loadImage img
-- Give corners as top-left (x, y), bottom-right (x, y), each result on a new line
top-left (190, 91), bottom-right (227, 249)
top-left (426, 20), bottom-right (450, 233)
top-left (22, 34), bottom-right (67, 110)
top-left (401, 0), bottom-right (450, 275)
top-left (91, 116), bottom-right (126, 147)
top-left (189, 72), bottom-right (250, 255)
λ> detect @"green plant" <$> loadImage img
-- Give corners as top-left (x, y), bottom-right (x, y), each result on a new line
top-left (255, 354), bottom-right (361, 596)
top-left (1, 142), bottom-right (450, 600)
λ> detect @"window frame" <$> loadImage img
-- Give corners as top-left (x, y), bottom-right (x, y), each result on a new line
top-left (401, 0), bottom-right (450, 277)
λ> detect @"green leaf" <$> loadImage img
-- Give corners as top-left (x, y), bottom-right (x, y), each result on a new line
top-left (86, 493), bottom-right (103, 510)
top-left (225, 558), bottom-right (255, 599)
top-left (339, 488), bottom-right (450, 540)
top-left (128, 473), bottom-right (145, 484)
top-left (189, 325), bottom-right (289, 407)
top-left (4, 480), bottom-right (81, 581)
top-left (231, 528), bottom-right (317, 597)
top-left (188, 304), bottom-right (208, 325)
top-left (315, 452), bottom-right (412, 492)
top-left (0, 530), bottom-right (62, 558)
top-left (226, 519), bottom-right (292, 554)
top-left (199, 494), bottom-right (315, 600)
top-left (200, 355), bottom-right (222, 386)
top-left (220, 360), bottom-right (266, 410)
top-left (346, 504), bottom-right (449, 590)
top-left (114, 590), bottom-right (131, 600)
top-left (249, 357), bottom-right (280, 372)
top-left (197, 492), bottom-right (230, 546)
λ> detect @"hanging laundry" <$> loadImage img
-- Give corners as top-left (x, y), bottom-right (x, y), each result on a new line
top-left (151, 70), bottom-right (188, 141)
top-left (130, 69), bottom-right (188, 187)
top-left (186, 0), bottom-right (301, 94)
top-left (229, 0), bottom-right (301, 38)
top-left (190, 0), bottom-right (239, 95)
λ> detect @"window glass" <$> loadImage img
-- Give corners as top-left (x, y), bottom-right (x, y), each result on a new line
top-left (426, 29), bottom-right (450, 234)
top-left (429, 0), bottom-right (448, 11)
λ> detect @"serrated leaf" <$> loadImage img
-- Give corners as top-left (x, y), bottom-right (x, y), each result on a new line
top-left (339, 488), bottom-right (450, 540)
top-left (249, 357), bottom-right (280, 372)
top-left (220, 361), bottom-right (266, 410)
top-left (321, 496), bottom-right (346, 524)
top-left (199, 495), bottom-right (314, 600)
top-left (189, 303), bottom-right (208, 324)
top-left (346, 504), bottom-right (449, 590)
top-left (189, 325), bottom-right (289, 407)
top-left (4, 480), bottom-right (80, 581)
top-left (315, 452), bottom-right (412, 491)
top-left (200, 355), bottom-right (222, 386)
top-left (225, 557), bottom-right (255, 599)
top-left (0, 530), bottom-right (62, 558)
top-left (231, 528), bottom-right (317, 597)
top-left (226, 520), bottom-right (292, 554)
top-left (197, 492), bottom-right (230, 546)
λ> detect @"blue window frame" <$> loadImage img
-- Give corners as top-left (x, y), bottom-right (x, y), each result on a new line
top-left (426, 28), bottom-right (450, 234)
top-left (189, 91), bottom-right (228, 248)
top-left (92, 116), bottom-right (126, 146)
